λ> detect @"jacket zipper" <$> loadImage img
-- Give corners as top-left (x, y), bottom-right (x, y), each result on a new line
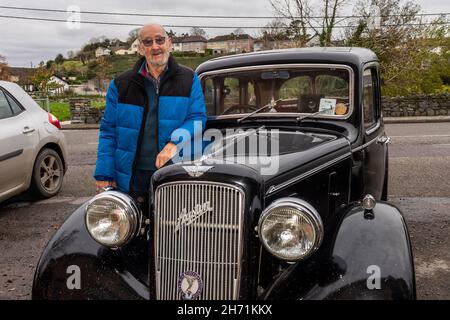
top-left (129, 68), bottom-right (176, 192)
top-left (156, 85), bottom-right (159, 163)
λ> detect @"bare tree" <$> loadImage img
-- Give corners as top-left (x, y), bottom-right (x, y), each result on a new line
top-left (270, 0), bottom-right (347, 46)
top-left (127, 28), bottom-right (140, 43)
top-left (0, 55), bottom-right (10, 80)
top-left (260, 19), bottom-right (289, 49)
top-left (95, 56), bottom-right (112, 92)
top-left (233, 28), bottom-right (245, 36)
top-left (67, 50), bottom-right (75, 59)
top-left (190, 27), bottom-right (207, 38)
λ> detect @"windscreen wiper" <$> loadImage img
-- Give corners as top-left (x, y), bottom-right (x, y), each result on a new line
top-left (237, 99), bottom-right (282, 123)
top-left (200, 125), bottom-right (266, 161)
top-left (295, 109), bottom-right (326, 123)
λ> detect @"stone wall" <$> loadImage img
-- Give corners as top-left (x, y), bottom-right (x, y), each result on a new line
top-left (68, 94), bottom-right (449, 122)
top-left (382, 94), bottom-right (450, 117)
top-left (69, 98), bottom-right (104, 124)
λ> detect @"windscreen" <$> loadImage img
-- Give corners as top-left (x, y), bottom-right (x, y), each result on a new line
top-left (201, 66), bottom-right (351, 117)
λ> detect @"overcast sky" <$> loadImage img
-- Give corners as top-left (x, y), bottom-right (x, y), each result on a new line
top-left (1, 0), bottom-right (448, 67)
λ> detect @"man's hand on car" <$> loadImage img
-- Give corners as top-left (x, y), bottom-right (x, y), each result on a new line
top-left (95, 180), bottom-right (117, 194)
top-left (155, 142), bottom-right (177, 169)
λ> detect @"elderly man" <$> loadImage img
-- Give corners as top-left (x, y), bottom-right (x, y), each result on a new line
top-left (93, 24), bottom-right (207, 204)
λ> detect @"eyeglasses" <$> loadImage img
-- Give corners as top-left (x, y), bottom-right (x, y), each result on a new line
top-left (140, 37), bottom-right (166, 47)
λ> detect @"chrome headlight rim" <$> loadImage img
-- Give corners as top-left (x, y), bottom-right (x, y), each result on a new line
top-left (258, 197), bottom-right (324, 261)
top-left (85, 190), bottom-right (142, 248)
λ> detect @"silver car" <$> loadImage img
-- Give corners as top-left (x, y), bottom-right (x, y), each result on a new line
top-left (0, 81), bottom-right (68, 202)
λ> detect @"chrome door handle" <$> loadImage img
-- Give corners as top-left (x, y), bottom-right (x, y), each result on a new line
top-left (22, 126), bottom-right (35, 134)
top-left (377, 136), bottom-right (390, 145)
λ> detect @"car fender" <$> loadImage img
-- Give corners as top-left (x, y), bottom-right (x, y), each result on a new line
top-left (32, 202), bottom-right (149, 300)
top-left (264, 202), bottom-right (416, 300)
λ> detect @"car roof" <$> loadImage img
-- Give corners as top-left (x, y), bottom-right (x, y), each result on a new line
top-left (0, 80), bottom-right (42, 112)
top-left (196, 47), bottom-right (378, 74)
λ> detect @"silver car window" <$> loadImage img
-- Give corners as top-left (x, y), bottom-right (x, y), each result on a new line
top-left (5, 93), bottom-right (23, 115)
top-left (0, 90), bottom-right (14, 120)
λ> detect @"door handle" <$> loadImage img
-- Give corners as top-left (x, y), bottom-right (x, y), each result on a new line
top-left (22, 126), bottom-right (35, 134)
top-left (377, 135), bottom-right (390, 145)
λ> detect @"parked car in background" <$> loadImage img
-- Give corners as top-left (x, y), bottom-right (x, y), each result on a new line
top-left (0, 81), bottom-right (67, 203)
top-left (33, 48), bottom-right (415, 300)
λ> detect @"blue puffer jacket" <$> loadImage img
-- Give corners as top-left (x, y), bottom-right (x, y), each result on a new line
top-left (94, 56), bottom-right (207, 192)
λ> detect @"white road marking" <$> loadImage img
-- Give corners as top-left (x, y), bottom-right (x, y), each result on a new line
top-left (390, 134), bottom-right (450, 138)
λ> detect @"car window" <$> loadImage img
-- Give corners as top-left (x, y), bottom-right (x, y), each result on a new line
top-left (279, 76), bottom-right (312, 99)
top-left (203, 76), bottom-right (257, 115)
top-left (363, 68), bottom-right (376, 129)
top-left (203, 78), bottom-right (215, 115)
top-left (0, 90), bottom-right (14, 120)
top-left (316, 75), bottom-right (349, 97)
top-left (202, 66), bottom-right (351, 117)
top-left (5, 92), bottom-right (23, 115)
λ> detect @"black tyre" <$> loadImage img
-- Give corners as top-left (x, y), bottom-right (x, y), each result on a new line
top-left (31, 148), bottom-right (64, 198)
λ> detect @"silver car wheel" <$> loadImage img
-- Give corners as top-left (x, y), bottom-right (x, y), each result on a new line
top-left (39, 154), bottom-right (62, 192)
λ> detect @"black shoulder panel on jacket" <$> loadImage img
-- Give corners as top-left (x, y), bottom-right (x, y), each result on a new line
top-left (113, 58), bottom-right (195, 107)
top-left (114, 69), bottom-right (146, 107)
top-left (160, 64), bottom-right (194, 98)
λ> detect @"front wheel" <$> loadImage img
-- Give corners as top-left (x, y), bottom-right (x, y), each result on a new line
top-left (31, 148), bottom-right (64, 198)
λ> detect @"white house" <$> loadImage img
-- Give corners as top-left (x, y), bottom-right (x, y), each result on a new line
top-left (128, 39), bottom-right (140, 54)
top-left (172, 37), bottom-right (183, 52)
top-left (114, 49), bottom-right (130, 55)
top-left (49, 76), bottom-right (69, 95)
top-left (95, 47), bottom-right (111, 58)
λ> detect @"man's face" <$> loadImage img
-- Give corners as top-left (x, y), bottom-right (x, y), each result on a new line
top-left (138, 25), bottom-right (172, 67)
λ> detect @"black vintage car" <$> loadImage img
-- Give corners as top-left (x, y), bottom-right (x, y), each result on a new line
top-left (32, 48), bottom-right (415, 300)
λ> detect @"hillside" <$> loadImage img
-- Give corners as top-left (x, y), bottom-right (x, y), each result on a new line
top-left (56, 54), bottom-right (215, 82)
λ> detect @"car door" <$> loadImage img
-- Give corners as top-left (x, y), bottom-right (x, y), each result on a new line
top-left (0, 88), bottom-right (39, 197)
top-left (361, 65), bottom-right (387, 200)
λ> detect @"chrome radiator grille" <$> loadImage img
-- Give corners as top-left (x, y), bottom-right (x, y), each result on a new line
top-left (154, 181), bottom-right (245, 300)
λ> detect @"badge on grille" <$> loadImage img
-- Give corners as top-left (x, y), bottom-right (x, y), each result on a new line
top-left (178, 271), bottom-right (203, 300)
top-left (175, 201), bottom-right (214, 233)
top-left (182, 165), bottom-right (213, 177)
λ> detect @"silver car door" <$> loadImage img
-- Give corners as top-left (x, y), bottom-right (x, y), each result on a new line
top-left (0, 89), bottom-right (39, 197)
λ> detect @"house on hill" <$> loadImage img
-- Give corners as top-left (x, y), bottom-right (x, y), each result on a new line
top-left (208, 34), bottom-right (254, 53)
top-left (113, 46), bottom-right (131, 55)
top-left (95, 47), bottom-right (111, 58)
top-left (171, 35), bottom-right (207, 53)
top-left (128, 39), bottom-right (140, 54)
top-left (48, 75), bottom-right (69, 95)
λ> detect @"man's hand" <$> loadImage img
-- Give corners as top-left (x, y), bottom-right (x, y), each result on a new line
top-left (95, 180), bottom-right (117, 194)
top-left (155, 142), bottom-right (177, 169)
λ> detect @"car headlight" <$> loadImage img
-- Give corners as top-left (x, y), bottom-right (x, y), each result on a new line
top-left (258, 198), bottom-right (323, 261)
top-left (85, 191), bottom-right (141, 248)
